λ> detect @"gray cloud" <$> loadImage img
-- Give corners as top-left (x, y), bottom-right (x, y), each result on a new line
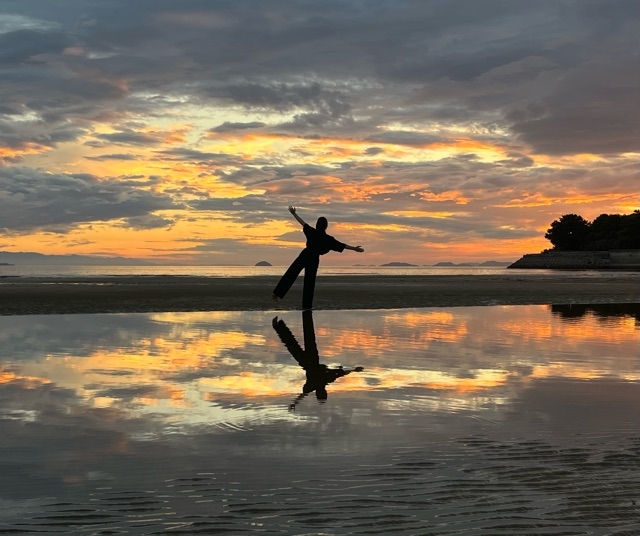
top-left (92, 129), bottom-right (171, 147)
top-left (508, 49), bottom-right (640, 155)
top-left (365, 130), bottom-right (445, 147)
top-left (2, 0), bottom-right (637, 154)
top-left (0, 167), bottom-right (181, 232)
top-left (190, 194), bottom-right (277, 222)
top-left (0, 119), bottom-right (88, 159)
top-left (84, 153), bottom-right (138, 161)
top-left (208, 82), bottom-right (345, 110)
top-left (121, 214), bottom-right (176, 230)
top-left (154, 148), bottom-right (245, 166)
top-left (206, 82), bottom-right (355, 133)
top-left (211, 121), bottom-right (266, 133)
top-left (0, 28), bottom-right (71, 65)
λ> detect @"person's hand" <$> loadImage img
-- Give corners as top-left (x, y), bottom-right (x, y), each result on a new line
top-left (288, 206), bottom-right (296, 214)
top-left (354, 246), bottom-right (364, 253)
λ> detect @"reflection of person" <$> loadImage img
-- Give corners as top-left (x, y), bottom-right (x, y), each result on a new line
top-left (272, 311), bottom-right (364, 410)
top-left (272, 206), bottom-right (364, 310)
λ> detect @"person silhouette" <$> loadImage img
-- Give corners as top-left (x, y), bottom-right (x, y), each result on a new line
top-left (272, 311), bottom-right (364, 410)
top-left (272, 206), bottom-right (364, 310)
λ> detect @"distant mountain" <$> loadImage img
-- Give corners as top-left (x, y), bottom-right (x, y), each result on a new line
top-left (255, 260), bottom-right (272, 266)
top-left (480, 260), bottom-right (512, 266)
top-left (0, 251), bottom-right (156, 266)
top-left (434, 260), bottom-right (512, 267)
top-left (381, 262), bottom-right (417, 267)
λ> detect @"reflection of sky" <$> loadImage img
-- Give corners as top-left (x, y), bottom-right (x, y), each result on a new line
top-left (1, 306), bottom-right (638, 429)
top-left (0, 305), bottom-right (638, 526)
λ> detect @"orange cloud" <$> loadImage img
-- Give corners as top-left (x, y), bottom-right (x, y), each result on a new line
top-left (0, 143), bottom-right (52, 161)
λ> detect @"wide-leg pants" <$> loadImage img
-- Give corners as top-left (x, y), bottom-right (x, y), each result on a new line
top-left (272, 310), bottom-right (319, 368)
top-left (273, 248), bottom-right (320, 309)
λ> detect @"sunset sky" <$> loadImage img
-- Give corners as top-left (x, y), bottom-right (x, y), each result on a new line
top-left (0, 0), bottom-right (638, 265)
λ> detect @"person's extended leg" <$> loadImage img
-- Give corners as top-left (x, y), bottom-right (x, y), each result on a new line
top-left (301, 255), bottom-right (319, 310)
top-left (273, 250), bottom-right (307, 300)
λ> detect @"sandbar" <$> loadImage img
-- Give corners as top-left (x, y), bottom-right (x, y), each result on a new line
top-left (0, 274), bottom-right (638, 315)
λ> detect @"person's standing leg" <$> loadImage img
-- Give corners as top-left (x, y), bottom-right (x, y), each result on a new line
top-left (302, 255), bottom-right (319, 310)
top-left (273, 249), bottom-right (307, 300)
top-left (302, 310), bottom-right (319, 365)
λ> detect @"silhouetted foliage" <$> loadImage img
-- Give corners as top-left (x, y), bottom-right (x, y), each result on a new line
top-left (545, 210), bottom-right (640, 250)
top-left (544, 214), bottom-right (590, 250)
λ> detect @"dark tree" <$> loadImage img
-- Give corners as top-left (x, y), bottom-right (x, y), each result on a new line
top-left (590, 213), bottom-right (624, 250)
top-left (544, 211), bottom-right (639, 250)
top-left (617, 210), bottom-right (640, 249)
top-left (544, 214), bottom-right (591, 250)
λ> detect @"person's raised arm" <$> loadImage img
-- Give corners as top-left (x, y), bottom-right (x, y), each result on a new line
top-left (343, 244), bottom-right (364, 253)
top-left (288, 206), bottom-right (307, 227)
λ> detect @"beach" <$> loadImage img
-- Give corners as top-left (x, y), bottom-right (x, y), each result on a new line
top-left (1, 273), bottom-right (638, 315)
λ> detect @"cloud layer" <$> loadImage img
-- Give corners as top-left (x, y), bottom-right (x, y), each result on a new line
top-left (0, 1), bottom-right (637, 263)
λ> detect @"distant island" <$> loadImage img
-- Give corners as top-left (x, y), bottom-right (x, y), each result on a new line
top-left (0, 251), bottom-right (157, 266)
top-left (255, 260), bottom-right (272, 266)
top-left (0, 262), bottom-right (14, 266)
top-left (480, 261), bottom-right (513, 266)
top-left (434, 261), bottom-right (512, 267)
top-left (377, 261), bottom-right (513, 267)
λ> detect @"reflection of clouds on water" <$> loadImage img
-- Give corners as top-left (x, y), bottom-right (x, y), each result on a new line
top-left (0, 314), bottom-right (158, 361)
top-left (0, 305), bottom-right (639, 533)
top-left (504, 378), bottom-right (640, 438)
top-left (1, 306), bottom-right (638, 428)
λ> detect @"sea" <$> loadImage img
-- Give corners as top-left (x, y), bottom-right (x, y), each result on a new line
top-left (0, 263), bottom-right (636, 279)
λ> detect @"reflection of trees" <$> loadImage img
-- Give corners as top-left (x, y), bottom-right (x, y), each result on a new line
top-left (550, 303), bottom-right (640, 323)
top-left (272, 311), bottom-right (363, 410)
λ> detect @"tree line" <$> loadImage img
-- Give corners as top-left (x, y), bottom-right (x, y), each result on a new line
top-left (544, 210), bottom-right (640, 251)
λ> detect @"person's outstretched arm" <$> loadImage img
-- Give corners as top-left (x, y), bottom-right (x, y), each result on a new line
top-left (288, 206), bottom-right (307, 227)
top-left (343, 244), bottom-right (364, 252)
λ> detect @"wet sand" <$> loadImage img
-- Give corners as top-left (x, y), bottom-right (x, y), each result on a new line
top-left (1, 273), bottom-right (638, 315)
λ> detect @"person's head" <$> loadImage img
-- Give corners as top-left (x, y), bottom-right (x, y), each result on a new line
top-left (316, 216), bottom-right (328, 232)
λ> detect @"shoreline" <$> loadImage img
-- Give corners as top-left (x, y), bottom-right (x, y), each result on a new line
top-left (1, 274), bottom-right (639, 315)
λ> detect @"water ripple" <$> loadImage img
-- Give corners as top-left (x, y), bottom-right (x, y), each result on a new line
top-left (4, 435), bottom-right (640, 535)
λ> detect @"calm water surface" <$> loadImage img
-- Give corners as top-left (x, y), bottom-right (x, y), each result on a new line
top-left (0, 305), bottom-right (638, 534)
top-left (2, 263), bottom-right (640, 279)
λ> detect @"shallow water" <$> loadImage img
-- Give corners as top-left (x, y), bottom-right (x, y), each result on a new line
top-left (2, 262), bottom-right (640, 278)
top-left (0, 304), bottom-right (638, 535)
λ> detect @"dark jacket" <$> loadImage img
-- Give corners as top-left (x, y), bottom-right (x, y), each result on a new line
top-left (303, 223), bottom-right (346, 255)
